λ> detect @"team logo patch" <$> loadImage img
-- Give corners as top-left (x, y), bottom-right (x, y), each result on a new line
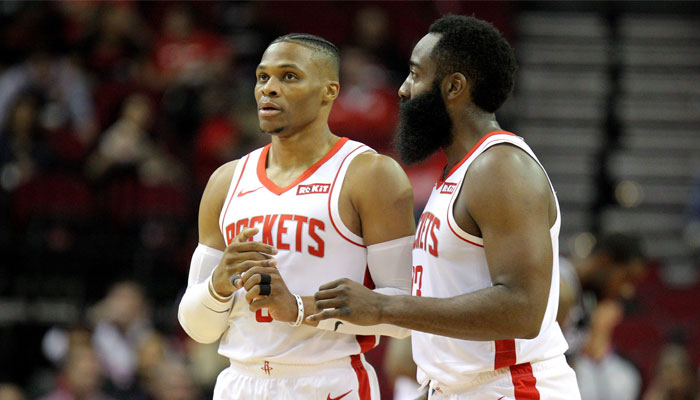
top-left (440, 182), bottom-right (457, 194)
top-left (297, 183), bottom-right (331, 195)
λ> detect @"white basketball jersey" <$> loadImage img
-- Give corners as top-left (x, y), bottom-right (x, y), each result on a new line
top-left (217, 137), bottom-right (379, 364)
top-left (411, 131), bottom-right (569, 386)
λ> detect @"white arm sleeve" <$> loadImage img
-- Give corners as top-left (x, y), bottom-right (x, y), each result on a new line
top-left (316, 236), bottom-right (413, 338)
top-left (178, 244), bottom-right (232, 344)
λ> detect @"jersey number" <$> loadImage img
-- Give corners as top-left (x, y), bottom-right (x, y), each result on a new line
top-left (412, 265), bottom-right (423, 297)
top-left (256, 308), bottom-right (273, 323)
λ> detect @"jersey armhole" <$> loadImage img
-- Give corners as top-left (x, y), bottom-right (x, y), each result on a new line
top-left (446, 139), bottom-right (561, 245)
top-left (218, 153), bottom-right (252, 234)
top-left (328, 146), bottom-right (374, 248)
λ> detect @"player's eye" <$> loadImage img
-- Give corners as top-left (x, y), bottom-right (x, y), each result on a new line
top-left (284, 73), bottom-right (297, 80)
top-left (257, 73), bottom-right (269, 82)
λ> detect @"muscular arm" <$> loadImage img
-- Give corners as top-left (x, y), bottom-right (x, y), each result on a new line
top-left (343, 152), bottom-right (416, 246)
top-left (314, 153), bottom-right (416, 337)
top-left (312, 146), bottom-right (556, 341)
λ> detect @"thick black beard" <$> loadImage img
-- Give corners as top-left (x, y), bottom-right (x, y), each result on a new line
top-left (395, 81), bottom-right (453, 165)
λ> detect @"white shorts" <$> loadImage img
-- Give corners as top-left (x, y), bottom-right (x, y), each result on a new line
top-left (427, 355), bottom-right (581, 400)
top-left (213, 354), bottom-right (380, 400)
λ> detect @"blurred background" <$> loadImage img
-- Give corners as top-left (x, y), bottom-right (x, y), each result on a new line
top-left (0, 1), bottom-right (699, 399)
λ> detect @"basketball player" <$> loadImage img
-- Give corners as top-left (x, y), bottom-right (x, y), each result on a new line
top-left (177, 33), bottom-right (415, 400)
top-left (309, 15), bottom-right (582, 399)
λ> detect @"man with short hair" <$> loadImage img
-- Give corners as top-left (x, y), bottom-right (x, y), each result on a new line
top-left (310, 15), bottom-right (582, 399)
top-left (178, 33), bottom-right (415, 399)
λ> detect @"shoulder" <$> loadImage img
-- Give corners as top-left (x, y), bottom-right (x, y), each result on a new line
top-left (346, 152), bottom-right (409, 183)
top-left (467, 143), bottom-right (549, 194)
top-left (464, 143), bottom-right (550, 219)
top-left (201, 159), bottom-right (240, 208)
top-left (344, 152), bottom-right (413, 203)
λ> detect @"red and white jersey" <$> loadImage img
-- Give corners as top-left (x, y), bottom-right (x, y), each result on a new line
top-left (411, 131), bottom-right (569, 386)
top-left (217, 137), bottom-right (378, 364)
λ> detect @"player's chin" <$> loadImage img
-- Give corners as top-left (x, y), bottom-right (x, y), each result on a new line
top-left (259, 121), bottom-right (286, 135)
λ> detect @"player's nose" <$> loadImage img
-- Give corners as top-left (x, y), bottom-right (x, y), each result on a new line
top-left (398, 79), bottom-right (410, 100)
top-left (260, 78), bottom-right (280, 97)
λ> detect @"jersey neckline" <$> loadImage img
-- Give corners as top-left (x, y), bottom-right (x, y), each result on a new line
top-left (257, 137), bottom-right (350, 195)
top-left (437, 130), bottom-right (516, 187)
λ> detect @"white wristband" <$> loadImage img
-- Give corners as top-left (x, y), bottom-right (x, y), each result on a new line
top-left (209, 275), bottom-right (233, 303)
top-left (289, 294), bottom-right (304, 327)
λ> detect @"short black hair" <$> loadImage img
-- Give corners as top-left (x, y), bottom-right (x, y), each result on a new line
top-left (594, 233), bottom-right (645, 264)
top-left (429, 15), bottom-right (517, 113)
top-left (270, 33), bottom-right (340, 78)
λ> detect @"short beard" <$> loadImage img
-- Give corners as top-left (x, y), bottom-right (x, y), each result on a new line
top-left (394, 80), bottom-right (453, 165)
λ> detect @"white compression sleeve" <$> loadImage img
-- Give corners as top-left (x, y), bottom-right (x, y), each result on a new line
top-left (178, 244), bottom-right (232, 344)
top-left (317, 236), bottom-right (413, 338)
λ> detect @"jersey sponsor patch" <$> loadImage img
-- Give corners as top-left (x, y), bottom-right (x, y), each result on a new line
top-left (297, 183), bottom-right (331, 195)
top-left (440, 182), bottom-right (457, 194)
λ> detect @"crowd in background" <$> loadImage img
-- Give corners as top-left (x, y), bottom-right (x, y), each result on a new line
top-left (0, 2), bottom-right (698, 400)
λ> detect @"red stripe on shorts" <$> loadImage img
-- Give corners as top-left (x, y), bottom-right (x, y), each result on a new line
top-left (509, 362), bottom-right (540, 399)
top-left (351, 354), bottom-right (371, 400)
top-left (494, 339), bottom-right (517, 369)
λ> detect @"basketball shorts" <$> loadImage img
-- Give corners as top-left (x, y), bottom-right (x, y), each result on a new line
top-left (427, 355), bottom-right (581, 400)
top-left (213, 354), bottom-right (380, 400)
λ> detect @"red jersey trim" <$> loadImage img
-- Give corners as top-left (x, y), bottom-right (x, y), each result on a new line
top-left (220, 154), bottom-right (250, 234)
top-left (350, 354), bottom-right (372, 400)
top-left (257, 137), bottom-right (350, 196)
top-left (494, 339), bottom-right (517, 369)
top-left (510, 362), bottom-right (541, 399)
top-left (328, 143), bottom-right (368, 248)
top-left (437, 131), bottom-right (516, 187)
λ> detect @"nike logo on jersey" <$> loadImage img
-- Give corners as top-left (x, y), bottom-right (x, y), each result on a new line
top-left (297, 183), bottom-right (330, 195)
top-left (334, 321), bottom-right (343, 331)
top-left (327, 390), bottom-right (352, 400)
top-left (497, 397), bottom-right (505, 400)
top-left (237, 187), bottom-right (263, 197)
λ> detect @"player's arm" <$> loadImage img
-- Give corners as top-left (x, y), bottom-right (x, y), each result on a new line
top-left (312, 153), bottom-right (416, 337)
top-left (241, 153), bottom-right (416, 338)
top-left (178, 160), bottom-right (277, 343)
top-left (311, 145), bottom-right (554, 340)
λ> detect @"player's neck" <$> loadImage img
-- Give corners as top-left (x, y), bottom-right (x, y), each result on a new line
top-left (268, 125), bottom-right (338, 171)
top-left (443, 113), bottom-right (502, 173)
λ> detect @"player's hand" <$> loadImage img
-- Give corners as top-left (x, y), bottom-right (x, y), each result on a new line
top-left (240, 266), bottom-right (298, 322)
top-left (211, 228), bottom-right (277, 298)
top-left (306, 278), bottom-right (384, 326)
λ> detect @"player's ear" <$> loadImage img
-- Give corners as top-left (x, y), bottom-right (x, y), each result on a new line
top-left (323, 81), bottom-right (340, 103)
top-left (444, 72), bottom-right (468, 101)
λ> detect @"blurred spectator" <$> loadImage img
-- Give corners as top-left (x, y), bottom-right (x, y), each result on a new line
top-left (145, 5), bottom-right (230, 140)
top-left (643, 343), bottom-right (698, 400)
top-left (85, 93), bottom-right (183, 186)
top-left (0, 49), bottom-right (97, 144)
top-left (42, 326), bottom-right (93, 368)
top-left (147, 5), bottom-right (228, 88)
top-left (145, 360), bottom-right (198, 400)
top-left (349, 6), bottom-right (405, 83)
top-left (559, 233), bottom-right (647, 400)
top-left (78, 3), bottom-right (151, 81)
top-left (384, 337), bottom-right (426, 400)
top-left (185, 342), bottom-right (229, 395)
top-left (39, 344), bottom-right (115, 400)
top-left (0, 384), bottom-right (26, 400)
top-left (0, 93), bottom-right (53, 192)
top-left (89, 281), bottom-right (155, 393)
top-left (192, 85), bottom-right (241, 187)
top-left (328, 47), bottom-right (398, 153)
